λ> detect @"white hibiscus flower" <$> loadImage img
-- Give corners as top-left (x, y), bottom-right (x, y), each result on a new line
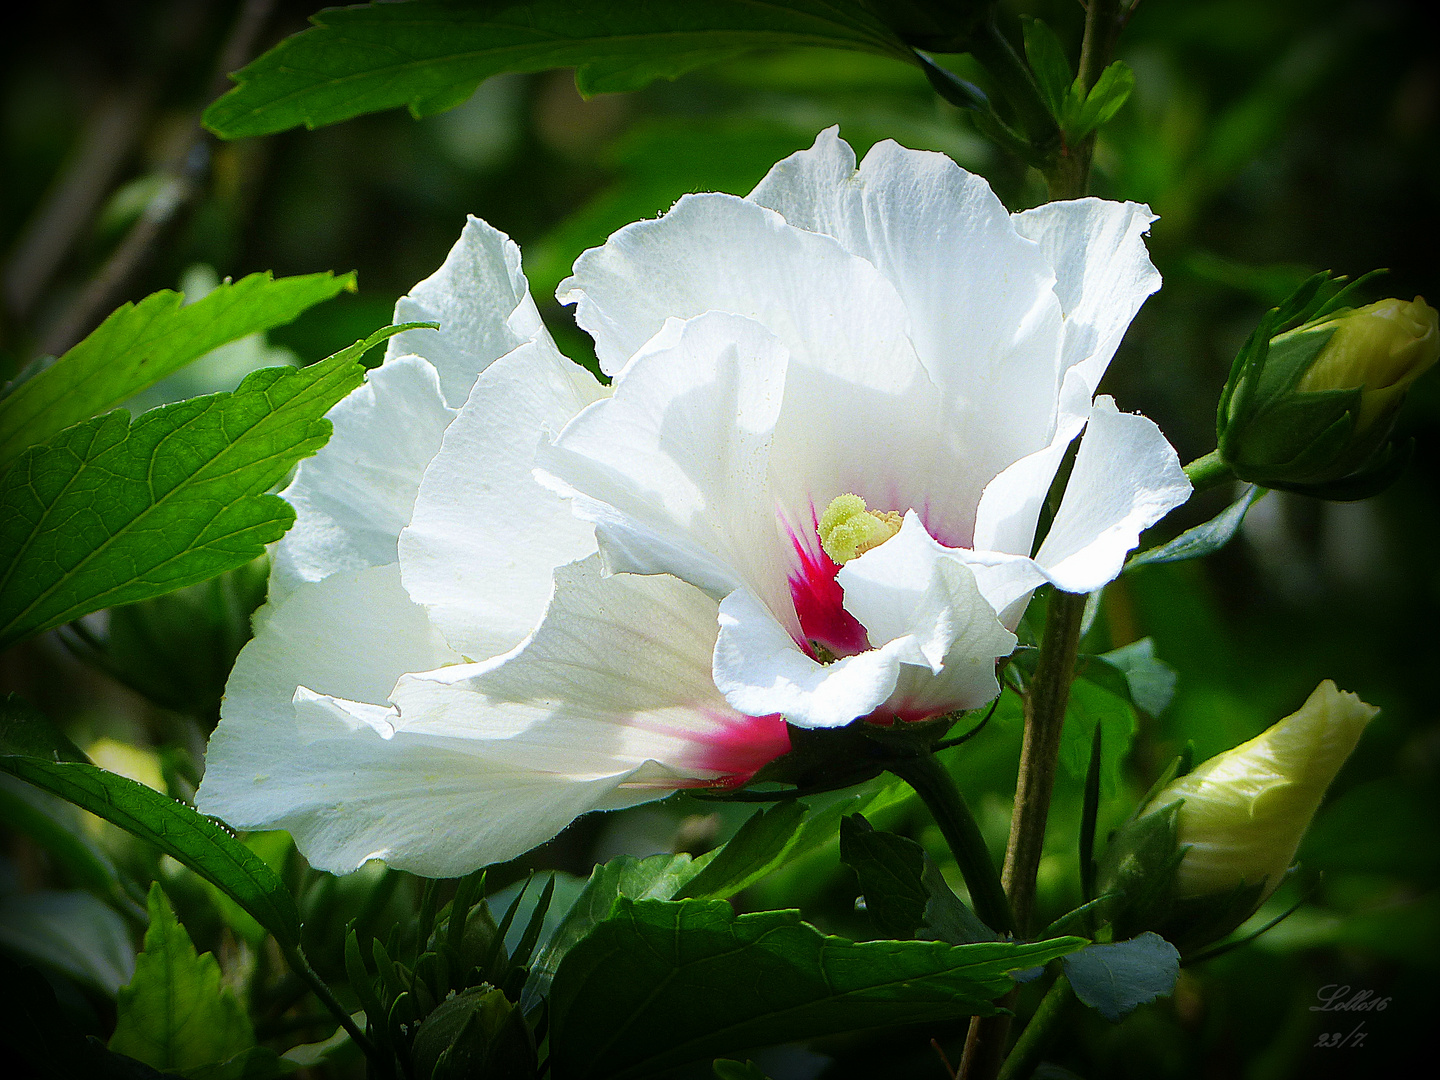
top-left (196, 129), bottom-right (1190, 876)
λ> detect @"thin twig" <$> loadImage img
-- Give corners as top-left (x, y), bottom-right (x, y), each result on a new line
top-left (39, 0), bottom-right (277, 356)
top-left (4, 86), bottom-right (150, 322)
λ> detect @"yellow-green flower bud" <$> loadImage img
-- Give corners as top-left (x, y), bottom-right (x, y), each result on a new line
top-left (1095, 681), bottom-right (1377, 951)
top-left (1216, 271), bottom-right (1438, 499)
top-left (1162, 680), bottom-right (1377, 904)
top-left (1293, 297), bottom-right (1438, 432)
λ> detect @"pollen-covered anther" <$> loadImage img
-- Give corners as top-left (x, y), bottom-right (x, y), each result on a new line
top-left (817, 494), bottom-right (904, 564)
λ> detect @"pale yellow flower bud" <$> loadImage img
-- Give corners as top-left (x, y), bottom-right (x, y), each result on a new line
top-left (1161, 680), bottom-right (1378, 902)
top-left (1294, 296), bottom-right (1439, 432)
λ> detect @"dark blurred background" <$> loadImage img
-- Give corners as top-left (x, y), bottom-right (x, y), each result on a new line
top-left (2, 2), bottom-right (1437, 1077)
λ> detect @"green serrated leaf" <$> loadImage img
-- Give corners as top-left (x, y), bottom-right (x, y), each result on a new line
top-left (0, 271), bottom-right (354, 469)
top-left (204, 0), bottom-right (911, 139)
top-left (0, 694), bottom-right (302, 948)
top-left (1062, 932), bottom-right (1180, 1022)
top-left (839, 814), bottom-right (929, 938)
top-left (0, 328), bottom-right (416, 649)
top-left (1022, 18), bottom-right (1073, 121)
top-left (110, 884), bottom-right (255, 1073)
top-left (839, 814), bottom-right (996, 944)
top-left (548, 897), bottom-right (1084, 1079)
top-left (1127, 486), bottom-right (1265, 570)
top-left (676, 801), bottom-right (806, 901)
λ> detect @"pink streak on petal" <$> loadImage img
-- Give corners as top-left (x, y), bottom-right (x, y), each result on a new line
top-left (784, 517), bottom-right (870, 658)
top-left (691, 712), bottom-right (792, 788)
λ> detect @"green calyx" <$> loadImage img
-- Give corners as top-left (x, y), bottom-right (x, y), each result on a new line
top-left (1215, 271), bottom-right (1434, 498)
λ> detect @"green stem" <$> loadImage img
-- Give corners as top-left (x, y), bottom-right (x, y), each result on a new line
top-left (997, 974), bottom-right (1074, 1080)
top-left (1183, 449), bottom-right (1235, 493)
top-left (1003, 589), bottom-right (1088, 938)
top-left (282, 943), bottom-right (377, 1061)
top-left (889, 753), bottom-right (1014, 936)
top-left (1042, 0), bottom-right (1123, 200)
top-left (959, 591), bottom-right (1088, 1080)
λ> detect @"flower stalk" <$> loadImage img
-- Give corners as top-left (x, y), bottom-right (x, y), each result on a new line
top-left (997, 973), bottom-right (1074, 1080)
top-left (1183, 449), bottom-right (1235, 493)
top-left (888, 751), bottom-right (1014, 936)
top-left (1002, 588), bottom-right (1090, 937)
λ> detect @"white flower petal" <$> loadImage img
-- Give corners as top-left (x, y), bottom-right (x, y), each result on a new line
top-left (204, 557), bottom-right (788, 876)
top-left (202, 563), bottom-right (458, 737)
top-left (971, 365), bottom-right (1091, 561)
top-left (750, 130), bottom-right (1067, 489)
top-left (537, 312), bottom-right (793, 617)
top-left (228, 685), bottom-right (658, 876)
top-left (399, 557), bottom-right (788, 779)
top-left (385, 215), bottom-right (550, 408)
top-left (745, 125), bottom-right (856, 235)
top-left (399, 334), bottom-right (604, 662)
top-left (1012, 197), bottom-right (1161, 396)
top-left (270, 356), bottom-right (455, 602)
top-left (1034, 396), bottom-right (1191, 592)
top-left (558, 192), bottom-right (916, 378)
top-left (714, 586), bottom-right (911, 729)
top-left (837, 513), bottom-right (1016, 676)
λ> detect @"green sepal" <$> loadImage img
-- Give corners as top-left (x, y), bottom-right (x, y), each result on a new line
top-left (1094, 797), bottom-right (1272, 953)
top-left (413, 985), bottom-right (538, 1080)
top-left (1094, 800), bottom-right (1187, 942)
top-left (1160, 879), bottom-right (1270, 955)
top-left (1268, 438), bottom-right (1413, 501)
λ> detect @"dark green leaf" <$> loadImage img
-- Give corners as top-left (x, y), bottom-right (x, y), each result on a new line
top-left (0, 953), bottom-right (176, 1080)
top-left (676, 801), bottom-right (806, 900)
top-left (0, 326), bottom-right (415, 649)
top-left (522, 853), bottom-right (703, 1011)
top-left (204, 0), bottom-right (911, 139)
top-left (1098, 638), bottom-right (1178, 718)
top-left (0, 271), bottom-right (354, 469)
top-left (91, 558), bottom-right (269, 719)
top-left (1126, 486), bottom-right (1265, 570)
top-left (186, 1047), bottom-right (294, 1080)
top-left (839, 814), bottom-right (996, 944)
top-left (1022, 18), bottom-right (1072, 121)
top-left (110, 884), bottom-right (255, 1072)
top-left (1060, 677), bottom-right (1137, 797)
top-left (0, 889), bottom-right (136, 996)
top-left (839, 814), bottom-right (928, 938)
top-left (548, 897), bottom-right (1084, 1079)
top-left (0, 695), bottom-right (302, 948)
top-left (0, 773), bottom-right (122, 897)
top-left (1061, 932), bottom-right (1180, 1022)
